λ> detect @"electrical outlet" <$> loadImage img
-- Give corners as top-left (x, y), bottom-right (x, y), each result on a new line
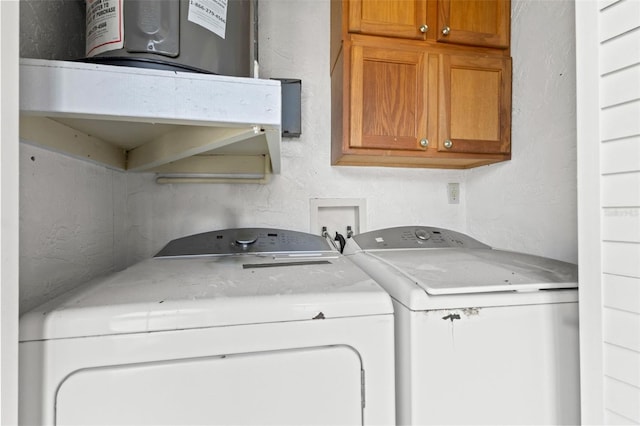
top-left (447, 183), bottom-right (460, 204)
top-left (310, 198), bottom-right (366, 238)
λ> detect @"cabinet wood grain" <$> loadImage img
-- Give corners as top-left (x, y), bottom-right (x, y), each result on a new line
top-left (332, 0), bottom-right (512, 169)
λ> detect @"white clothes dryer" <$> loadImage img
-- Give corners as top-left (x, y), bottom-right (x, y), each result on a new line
top-left (20, 228), bottom-right (395, 426)
top-left (344, 226), bottom-right (580, 426)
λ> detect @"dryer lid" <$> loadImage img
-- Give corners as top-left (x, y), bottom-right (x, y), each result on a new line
top-left (368, 248), bottom-right (578, 295)
top-left (20, 230), bottom-right (392, 342)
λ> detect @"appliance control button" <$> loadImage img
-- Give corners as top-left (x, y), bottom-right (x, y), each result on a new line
top-left (415, 229), bottom-right (430, 240)
top-left (235, 230), bottom-right (258, 246)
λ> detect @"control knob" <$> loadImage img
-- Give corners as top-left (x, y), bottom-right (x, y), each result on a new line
top-left (415, 229), bottom-right (430, 241)
top-left (235, 230), bottom-right (258, 248)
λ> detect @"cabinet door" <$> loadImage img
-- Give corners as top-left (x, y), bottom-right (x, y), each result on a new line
top-left (438, 53), bottom-right (511, 154)
top-left (348, 0), bottom-right (430, 40)
top-left (437, 0), bottom-right (510, 48)
top-left (349, 43), bottom-right (435, 152)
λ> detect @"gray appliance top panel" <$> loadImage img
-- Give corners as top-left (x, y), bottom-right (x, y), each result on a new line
top-left (352, 226), bottom-right (490, 250)
top-left (349, 226), bottom-right (577, 296)
top-left (368, 249), bottom-right (578, 295)
top-left (156, 228), bottom-right (333, 257)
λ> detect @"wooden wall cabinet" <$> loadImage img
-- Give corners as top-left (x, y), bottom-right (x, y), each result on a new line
top-left (349, 41), bottom-right (433, 152)
top-left (347, 0), bottom-right (510, 48)
top-left (439, 52), bottom-right (512, 155)
top-left (348, 0), bottom-right (430, 40)
top-left (436, 0), bottom-right (510, 48)
top-left (332, 0), bottom-right (512, 169)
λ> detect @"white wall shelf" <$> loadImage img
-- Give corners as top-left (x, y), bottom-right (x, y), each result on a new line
top-left (19, 58), bottom-right (282, 182)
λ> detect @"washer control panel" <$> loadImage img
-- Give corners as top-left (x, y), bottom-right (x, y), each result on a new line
top-left (155, 228), bottom-right (332, 257)
top-left (352, 226), bottom-right (490, 250)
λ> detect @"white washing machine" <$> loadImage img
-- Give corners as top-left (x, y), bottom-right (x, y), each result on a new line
top-left (344, 226), bottom-right (580, 426)
top-left (20, 228), bottom-right (395, 426)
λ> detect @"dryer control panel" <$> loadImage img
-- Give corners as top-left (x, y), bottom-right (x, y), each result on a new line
top-left (352, 226), bottom-right (490, 250)
top-left (155, 228), bottom-right (333, 257)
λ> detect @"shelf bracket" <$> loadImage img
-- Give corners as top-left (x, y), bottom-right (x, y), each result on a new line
top-left (126, 126), bottom-right (266, 171)
top-left (19, 116), bottom-right (127, 170)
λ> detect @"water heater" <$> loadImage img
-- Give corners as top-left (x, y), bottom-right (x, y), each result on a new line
top-left (85, 0), bottom-right (252, 76)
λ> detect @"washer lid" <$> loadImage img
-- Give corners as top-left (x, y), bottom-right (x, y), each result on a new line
top-left (20, 230), bottom-right (392, 342)
top-left (367, 248), bottom-right (578, 295)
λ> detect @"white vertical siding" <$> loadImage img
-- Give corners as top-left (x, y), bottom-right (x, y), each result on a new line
top-left (603, 274), bottom-right (640, 314)
top-left (605, 344), bottom-right (640, 388)
top-left (601, 136), bottom-right (640, 175)
top-left (603, 208), bottom-right (640, 242)
top-left (600, 66), bottom-right (640, 107)
top-left (599, 23), bottom-right (640, 74)
top-left (601, 174), bottom-right (640, 206)
top-left (604, 309), bottom-right (640, 352)
top-left (0, 1), bottom-right (20, 423)
top-left (605, 378), bottom-right (640, 423)
top-left (600, 0), bottom-right (640, 41)
top-left (576, 0), bottom-right (605, 420)
top-left (599, 0), bottom-right (640, 423)
top-left (602, 242), bottom-right (640, 277)
top-left (606, 410), bottom-right (639, 426)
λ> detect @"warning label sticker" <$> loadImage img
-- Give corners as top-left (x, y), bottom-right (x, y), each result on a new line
top-left (188, 0), bottom-right (228, 39)
top-left (86, 0), bottom-right (124, 57)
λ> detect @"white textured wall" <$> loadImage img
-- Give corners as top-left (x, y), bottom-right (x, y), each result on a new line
top-left (19, 0), bottom-right (578, 312)
top-left (19, 144), bottom-right (127, 313)
top-left (466, 0), bottom-right (577, 263)
top-left (123, 0), bottom-right (466, 263)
